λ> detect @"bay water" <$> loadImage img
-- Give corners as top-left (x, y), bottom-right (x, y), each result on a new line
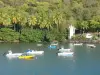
top-left (0, 43), bottom-right (100, 75)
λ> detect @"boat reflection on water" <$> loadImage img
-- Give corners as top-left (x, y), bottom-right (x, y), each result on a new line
top-left (6, 56), bottom-right (18, 60)
top-left (58, 53), bottom-right (75, 62)
top-left (69, 43), bottom-right (74, 49)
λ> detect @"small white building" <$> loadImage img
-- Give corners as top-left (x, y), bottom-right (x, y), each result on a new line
top-left (69, 25), bottom-right (75, 39)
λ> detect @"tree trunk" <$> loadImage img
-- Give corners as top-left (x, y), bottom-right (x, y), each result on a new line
top-left (14, 23), bottom-right (16, 31)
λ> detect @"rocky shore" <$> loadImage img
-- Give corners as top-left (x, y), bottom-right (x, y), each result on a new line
top-left (68, 39), bottom-right (100, 44)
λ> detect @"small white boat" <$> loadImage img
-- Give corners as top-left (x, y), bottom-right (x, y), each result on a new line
top-left (6, 50), bottom-right (22, 58)
top-left (37, 41), bottom-right (43, 46)
top-left (59, 47), bottom-right (71, 52)
top-left (37, 43), bottom-right (43, 46)
top-left (87, 44), bottom-right (96, 48)
top-left (51, 43), bottom-right (58, 45)
top-left (58, 52), bottom-right (74, 56)
top-left (74, 43), bottom-right (83, 46)
top-left (51, 41), bottom-right (58, 46)
top-left (26, 50), bottom-right (44, 55)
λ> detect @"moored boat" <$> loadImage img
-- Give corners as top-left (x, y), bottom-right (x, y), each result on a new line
top-left (37, 41), bottom-right (43, 46)
top-left (26, 50), bottom-right (44, 55)
top-left (37, 43), bottom-right (43, 46)
top-left (18, 55), bottom-right (34, 59)
top-left (51, 40), bottom-right (58, 46)
top-left (48, 45), bottom-right (57, 49)
top-left (6, 50), bottom-right (23, 58)
top-left (59, 47), bottom-right (71, 52)
top-left (58, 52), bottom-right (74, 56)
top-left (73, 43), bottom-right (83, 46)
top-left (87, 44), bottom-right (96, 48)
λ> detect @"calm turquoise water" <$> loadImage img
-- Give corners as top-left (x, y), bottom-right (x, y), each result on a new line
top-left (0, 43), bottom-right (100, 75)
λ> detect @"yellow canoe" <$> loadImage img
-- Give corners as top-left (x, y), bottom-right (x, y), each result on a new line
top-left (18, 55), bottom-right (34, 59)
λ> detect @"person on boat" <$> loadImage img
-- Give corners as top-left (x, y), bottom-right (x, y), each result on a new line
top-left (8, 50), bottom-right (12, 54)
top-left (27, 49), bottom-right (32, 52)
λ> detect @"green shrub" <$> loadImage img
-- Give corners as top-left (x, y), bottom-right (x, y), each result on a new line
top-left (0, 28), bottom-right (19, 42)
top-left (46, 29), bottom-right (67, 42)
top-left (92, 35), bottom-right (98, 40)
top-left (72, 34), bottom-right (86, 41)
top-left (46, 31), bottom-right (56, 42)
top-left (20, 29), bottom-right (44, 42)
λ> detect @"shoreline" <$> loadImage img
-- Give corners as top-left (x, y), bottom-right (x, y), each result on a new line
top-left (0, 40), bottom-right (100, 44)
top-left (67, 40), bottom-right (100, 44)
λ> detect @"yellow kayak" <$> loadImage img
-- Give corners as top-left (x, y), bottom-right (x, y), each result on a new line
top-left (18, 55), bottom-right (34, 59)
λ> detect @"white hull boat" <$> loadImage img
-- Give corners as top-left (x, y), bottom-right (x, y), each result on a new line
top-left (37, 44), bottom-right (43, 46)
top-left (51, 43), bottom-right (58, 45)
top-left (37, 41), bottom-right (43, 46)
top-left (6, 50), bottom-right (22, 58)
top-left (51, 41), bottom-right (58, 46)
top-left (58, 52), bottom-right (74, 56)
top-left (87, 44), bottom-right (96, 48)
top-left (26, 50), bottom-right (44, 55)
top-left (74, 43), bottom-right (83, 46)
top-left (59, 48), bottom-right (71, 52)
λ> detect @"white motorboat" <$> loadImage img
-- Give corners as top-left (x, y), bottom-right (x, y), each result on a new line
top-left (58, 52), bottom-right (74, 56)
top-left (37, 43), bottom-right (43, 46)
top-left (87, 44), bottom-right (96, 48)
top-left (51, 41), bottom-right (58, 46)
top-left (37, 41), bottom-right (43, 46)
top-left (51, 43), bottom-right (58, 46)
top-left (26, 50), bottom-right (44, 55)
top-left (6, 50), bottom-right (22, 58)
top-left (59, 47), bottom-right (71, 52)
top-left (74, 43), bottom-right (83, 46)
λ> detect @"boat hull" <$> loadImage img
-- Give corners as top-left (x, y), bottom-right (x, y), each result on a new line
top-left (87, 44), bottom-right (96, 48)
top-left (48, 45), bottom-right (57, 49)
top-left (6, 53), bottom-right (22, 57)
top-left (27, 51), bottom-right (44, 55)
top-left (59, 49), bottom-right (71, 52)
top-left (18, 56), bottom-right (34, 59)
top-left (74, 43), bottom-right (83, 46)
top-left (58, 52), bottom-right (74, 56)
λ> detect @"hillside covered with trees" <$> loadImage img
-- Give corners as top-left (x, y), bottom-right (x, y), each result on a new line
top-left (0, 0), bottom-right (100, 42)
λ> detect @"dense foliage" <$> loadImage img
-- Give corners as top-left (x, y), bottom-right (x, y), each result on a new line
top-left (0, 28), bottom-right (19, 42)
top-left (0, 0), bottom-right (100, 42)
top-left (20, 29), bottom-right (44, 42)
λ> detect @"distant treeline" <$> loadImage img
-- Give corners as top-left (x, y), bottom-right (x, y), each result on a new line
top-left (0, 0), bottom-right (100, 42)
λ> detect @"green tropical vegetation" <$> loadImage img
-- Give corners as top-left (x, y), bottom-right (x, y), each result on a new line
top-left (0, 0), bottom-right (100, 42)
